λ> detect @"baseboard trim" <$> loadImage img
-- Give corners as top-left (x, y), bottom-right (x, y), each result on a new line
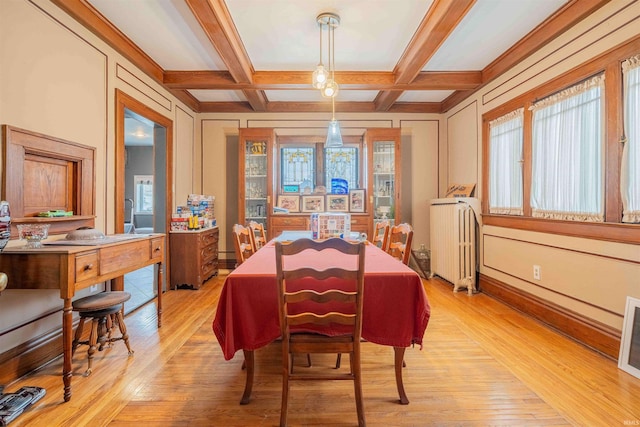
top-left (479, 274), bottom-right (621, 359)
top-left (0, 326), bottom-right (65, 385)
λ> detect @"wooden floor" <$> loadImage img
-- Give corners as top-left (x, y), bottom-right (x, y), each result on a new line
top-left (4, 275), bottom-right (640, 426)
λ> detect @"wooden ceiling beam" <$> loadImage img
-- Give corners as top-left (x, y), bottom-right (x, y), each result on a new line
top-left (163, 70), bottom-right (482, 91)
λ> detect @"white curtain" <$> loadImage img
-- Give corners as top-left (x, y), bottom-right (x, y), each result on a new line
top-left (529, 75), bottom-right (605, 221)
top-left (489, 108), bottom-right (524, 215)
top-left (621, 54), bottom-right (640, 223)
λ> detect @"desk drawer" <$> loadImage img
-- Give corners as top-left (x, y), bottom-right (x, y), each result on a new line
top-left (75, 251), bottom-right (99, 282)
top-left (271, 216), bottom-right (307, 228)
top-left (100, 240), bottom-right (149, 275)
top-left (150, 237), bottom-right (164, 261)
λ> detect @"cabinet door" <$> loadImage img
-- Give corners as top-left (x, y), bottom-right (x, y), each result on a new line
top-left (366, 128), bottom-right (401, 227)
top-left (239, 129), bottom-right (274, 231)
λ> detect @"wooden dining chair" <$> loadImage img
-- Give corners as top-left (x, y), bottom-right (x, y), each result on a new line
top-left (232, 224), bottom-right (255, 266)
top-left (275, 238), bottom-right (366, 427)
top-left (387, 223), bottom-right (414, 265)
top-left (247, 220), bottom-right (267, 252)
top-left (371, 220), bottom-right (390, 251)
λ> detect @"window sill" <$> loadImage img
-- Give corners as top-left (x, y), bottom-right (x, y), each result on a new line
top-left (482, 214), bottom-right (640, 245)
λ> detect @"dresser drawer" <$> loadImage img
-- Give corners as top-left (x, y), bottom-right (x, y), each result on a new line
top-left (75, 251), bottom-right (99, 283)
top-left (199, 228), bottom-right (219, 246)
top-left (271, 215), bottom-right (307, 228)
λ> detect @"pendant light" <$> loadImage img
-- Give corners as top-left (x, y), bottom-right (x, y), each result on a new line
top-left (325, 94), bottom-right (343, 147)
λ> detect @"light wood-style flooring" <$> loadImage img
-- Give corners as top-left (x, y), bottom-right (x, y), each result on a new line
top-left (4, 275), bottom-right (640, 426)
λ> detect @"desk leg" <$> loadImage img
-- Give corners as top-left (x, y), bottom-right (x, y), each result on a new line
top-left (62, 298), bottom-right (73, 402)
top-left (394, 347), bottom-right (409, 405)
top-left (157, 261), bottom-right (163, 328)
top-left (240, 350), bottom-right (254, 405)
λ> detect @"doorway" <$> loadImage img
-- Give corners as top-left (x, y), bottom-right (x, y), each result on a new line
top-left (115, 90), bottom-right (173, 312)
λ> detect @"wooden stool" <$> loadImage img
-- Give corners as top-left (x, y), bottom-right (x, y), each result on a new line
top-left (72, 291), bottom-right (134, 376)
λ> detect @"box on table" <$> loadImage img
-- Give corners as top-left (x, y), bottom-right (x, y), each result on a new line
top-left (310, 212), bottom-right (351, 239)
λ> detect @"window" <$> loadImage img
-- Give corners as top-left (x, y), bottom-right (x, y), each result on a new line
top-left (622, 54), bottom-right (640, 223)
top-left (277, 137), bottom-right (363, 194)
top-left (281, 147), bottom-right (315, 191)
top-left (489, 108), bottom-right (524, 215)
top-left (325, 147), bottom-right (359, 191)
top-left (134, 175), bottom-right (153, 214)
top-left (530, 75), bottom-right (604, 222)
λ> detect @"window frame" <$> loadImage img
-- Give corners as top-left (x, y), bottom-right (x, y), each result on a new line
top-left (275, 135), bottom-right (365, 195)
top-left (481, 38), bottom-right (640, 245)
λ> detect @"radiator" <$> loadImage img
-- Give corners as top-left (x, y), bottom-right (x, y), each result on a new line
top-left (429, 199), bottom-right (477, 294)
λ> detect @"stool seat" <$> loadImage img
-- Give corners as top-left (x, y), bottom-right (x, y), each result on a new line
top-left (73, 291), bottom-right (131, 312)
top-left (72, 291), bottom-right (133, 377)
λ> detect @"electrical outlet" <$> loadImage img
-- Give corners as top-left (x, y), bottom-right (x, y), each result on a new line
top-left (533, 265), bottom-right (541, 280)
top-left (90, 284), bottom-right (99, 293)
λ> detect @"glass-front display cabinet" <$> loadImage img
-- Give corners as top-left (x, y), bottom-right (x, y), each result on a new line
top-left (238, 128), bottom-right (274, 231)
top-left (366, 128), bottom-right (401, 226)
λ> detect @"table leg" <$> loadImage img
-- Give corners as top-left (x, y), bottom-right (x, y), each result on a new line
top-left (240, 350), bottom-right (254, 405)
top-left (157, 261), bottom-right (163, 328)
top-left (62, 298), bottom-right (73, 402)
top-left (394, 346), bottom-right (409, 404)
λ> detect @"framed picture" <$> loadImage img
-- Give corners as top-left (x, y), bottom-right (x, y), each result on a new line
top-left (619, 296), bottom-right (640, 379)
top-left (277, 195), bottom-right (300, 213)
top-left (301, 195), bottom-right (325, 212)
top-left (349, 189), bottom-right (365, 213)
top-left (326, 194), bottom-right (349, 212)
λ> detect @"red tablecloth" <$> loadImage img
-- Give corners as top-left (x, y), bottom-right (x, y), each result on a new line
top-left (213, 241), bottom-right (431, 360)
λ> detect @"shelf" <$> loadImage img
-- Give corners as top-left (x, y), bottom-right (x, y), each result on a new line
top-left (10, 215), bottom-right (96, 239)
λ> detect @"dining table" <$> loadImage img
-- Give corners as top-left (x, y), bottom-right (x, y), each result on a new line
top-left (212, 233), bottom-right (431, 404)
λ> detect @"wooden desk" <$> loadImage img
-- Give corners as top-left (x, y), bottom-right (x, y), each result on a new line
top-left (0, 234), bottom-right (165, 402)
top-left (213, 240), bottom-right (430, 405)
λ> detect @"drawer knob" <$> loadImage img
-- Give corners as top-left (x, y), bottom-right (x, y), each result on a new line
top-left (84, 264), bottom-right (93, 271)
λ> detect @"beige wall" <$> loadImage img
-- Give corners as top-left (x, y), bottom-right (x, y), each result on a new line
top-left (0, 0), bottom-right (196, 350)
top-left (443, 0), bottom-right (640, 330)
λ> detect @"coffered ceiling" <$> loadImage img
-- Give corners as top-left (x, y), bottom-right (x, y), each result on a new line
top-left (51, 0), bottom-right (610, 114)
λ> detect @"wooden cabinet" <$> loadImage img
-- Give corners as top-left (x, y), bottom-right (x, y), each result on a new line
top-left (239, 128), bottom-right (275, 234)
top-left (366, 128), bottom-right (401, 226)
top-left (270, 213), bottom-right (370, 238)
top-left (169, 227), bottom-right (218, 289)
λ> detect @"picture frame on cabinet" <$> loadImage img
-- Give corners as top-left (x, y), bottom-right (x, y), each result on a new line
top-left (349, 189), bottom-right (365, 213)
top-left (326, 194), bottom-right (349, 212)
top-left (301, 195), bottom-right (324, 212)
top-left (619, 296), bottom-right (640, 379)
top-left (277, 195), bottom-right (300, 213)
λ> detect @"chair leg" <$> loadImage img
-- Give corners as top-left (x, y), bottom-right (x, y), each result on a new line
top-left (352, 350), bottom-right (366, 427)
top-left (335, 353), bottom-right (342, 369)
top-left (85, 318), bottom-right (99, 376)
top-left (114, 310), bottom-right (134, 355)
top-left (280, 354), bottom-right (290, 427)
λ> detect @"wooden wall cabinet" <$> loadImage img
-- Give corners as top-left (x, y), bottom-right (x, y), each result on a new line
top-left (366, 128), bottom-right (401, 227)
top-left (238, 128), bottom-right (275, 234)
top-left (169, 227), bottom-right (219, 289)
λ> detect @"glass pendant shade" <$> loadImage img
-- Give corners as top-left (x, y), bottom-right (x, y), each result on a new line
top-left (325, 119), bottom-right (343, 147)
top-left (322, 79), bottom-right (339, 98)
top-left (312, 65), bottom-right (328, 89)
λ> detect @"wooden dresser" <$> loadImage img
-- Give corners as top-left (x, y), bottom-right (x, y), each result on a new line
top-left (169, 227), bottom-right (219, 289)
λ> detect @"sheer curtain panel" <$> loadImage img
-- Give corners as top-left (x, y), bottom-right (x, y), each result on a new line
top-left (621, 54), bottom-right (640, 223)
top-left (529, 75), bottom-right (605, 222)
top-left (489, 108), bottom-right (524, 215)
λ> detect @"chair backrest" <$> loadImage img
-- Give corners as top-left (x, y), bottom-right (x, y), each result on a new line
top-left (275, 238), bottom-right (366, 343)
top-left (232, 224), bottom-right (255, 265)
top-left (248, 220), bottom-right (267, 252)
top-left (387, 223), bottom-right (413, 265)
top-left (371, 220), bottom-right (390, 251)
